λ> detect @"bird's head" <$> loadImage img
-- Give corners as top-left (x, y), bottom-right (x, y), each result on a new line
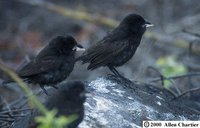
top-left (120, 13), bottom-right (153, 35)
top-left (49, 35), bottom-right (85, 54)
top-left (58, 81), bottom-right (87, 104)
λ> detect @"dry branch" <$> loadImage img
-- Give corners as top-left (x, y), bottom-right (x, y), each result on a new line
top-left (17, 0), bottom-right (200, 55)
top-left (150, 72), bottom-right (200, 82)
top-left (18, 0), bottom-right (119, 28)
top-left (0, 62), bottom-right (47, 114)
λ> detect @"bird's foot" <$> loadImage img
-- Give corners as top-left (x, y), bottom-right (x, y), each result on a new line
top-left (107, 73), bottom-right (132, 86)
top-left (117, 75), bottom-right (132, 85)
top-left (108, 66), bottom-right (132, 85)
top-left (107, 73), bottom-right (116, 78)
top-left (40, 85), bottom-right (49, 95)
top-left (52, 85), bottom-right (58, 89)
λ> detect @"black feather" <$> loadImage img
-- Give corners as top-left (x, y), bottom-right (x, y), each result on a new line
top-left (77, 13), bottom-right (152, 76)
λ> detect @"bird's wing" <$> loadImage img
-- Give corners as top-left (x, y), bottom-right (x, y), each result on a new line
top-left (18, 57), bottom-right (62, 77)
top-left (85, 40), bottom-right (127, 70)
top-left (36, 45), bottom-right (58, 60)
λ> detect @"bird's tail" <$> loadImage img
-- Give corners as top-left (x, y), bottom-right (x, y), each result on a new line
top-left (76, 55), bottom-right (98, 70)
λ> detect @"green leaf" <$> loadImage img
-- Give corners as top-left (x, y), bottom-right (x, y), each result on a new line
top-left (36, 109), bottom-right (77, 128)
top-left (156, 56), bottom-right (187, 88)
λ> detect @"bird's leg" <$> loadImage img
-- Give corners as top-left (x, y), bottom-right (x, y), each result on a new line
top-left (40, 85), bottom-right (49, 95)
top-left (108, 66), bottom-right (132, 84)
top-left (108, 66), bottom-right (123, 77)
top-left (52, 85), bottom-right (58, 89)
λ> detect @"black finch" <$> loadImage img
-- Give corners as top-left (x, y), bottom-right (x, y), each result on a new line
top-left (29, 81), bottom-right (87, 128)
top-left (16, 36), bottom-right (83, 94)
top-left (77, 13), bottom-right (153, 77)
top-left (44, 81), bottom-right (86, 128)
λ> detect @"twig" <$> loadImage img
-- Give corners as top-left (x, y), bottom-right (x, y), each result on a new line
top-left (0, 62), bottom-right (47, 115)
top-left (0, 96), bottom-right (14, 118)
top-left (0, 122), bottom-right (9, 128)
top-left (147, 66), bottom-right (181, 95)
top-left (9, 88), bottom-right (48, 110)
top-left (150, 72), bottom-right (200, 82)
top-left (187, 42), bottom-right (195, 87)
top-left (148, 66), bottom-right (165, 86)
top-left (0, 108), bottom-right (31, 114)
top-left (0, 63), bottom-right (77, 127)
top-left (17, 0), bottom-right (119, 28)
top-left (183, 29), bottom-right (200, 38)
top-left (17, 0), bottom-right (200, 56)
top-left (175, 87), bottom-right (200, 99)
top-left (0, 117), bottom-right (14, 122)
top-left (0, 114), bottom-right (27, 118)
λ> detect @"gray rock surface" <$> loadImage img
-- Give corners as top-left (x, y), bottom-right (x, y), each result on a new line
top-left (4, 76), bottom-right (200, 128)
top-left (79, 76), bottom-right (200, 128)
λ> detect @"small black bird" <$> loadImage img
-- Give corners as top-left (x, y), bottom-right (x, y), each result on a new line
top-left (14, 36), bottom-right (83, 94)
top-left (45, 81), bottom-right (86, 128)
top-left (77, 14), bottom-right (153, 78)
top-left (29, 81), bottom-right (87, 128)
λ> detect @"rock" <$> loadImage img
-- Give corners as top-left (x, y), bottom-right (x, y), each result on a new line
top-left (4, 75), bottom-right (200, 128)
top-left (79, 75), bottom-right (200, 128)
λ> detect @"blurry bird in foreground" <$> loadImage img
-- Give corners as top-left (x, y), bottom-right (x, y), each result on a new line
top-left (29, 81), bottom-right (87, 128)
top-left (3, 36), bottom-right (84, 95)
top-left (77, 13), bottom-right (153, 80)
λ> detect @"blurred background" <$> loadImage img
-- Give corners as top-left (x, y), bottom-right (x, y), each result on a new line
top-left (0, 0), bottom-right (200, 101)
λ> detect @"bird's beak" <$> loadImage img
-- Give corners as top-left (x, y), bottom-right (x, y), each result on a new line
top-left (79, 90), bottom-right (91, 100)
top-left (82, 90), bottom-right (92, 97)
top-left (75, 44), bottom-right (85, 51)
top-left (143, 20), bottom-right (154, 28)
top-left (85, 92), bottom-right (92, 97)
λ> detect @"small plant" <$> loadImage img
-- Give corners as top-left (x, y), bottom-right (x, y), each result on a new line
top-left (156, 55), bottom-right (187, 88)
top-left (36, 110), bottom-right (77, 128)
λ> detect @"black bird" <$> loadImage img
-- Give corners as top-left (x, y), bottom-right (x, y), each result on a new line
top-left (77, 14), bottom-right (153, 79)
top-left (6, 36), bottom-right (84, 94)
top-left (45, 81), bottom-right (86, 128)
top-left (29, 81), bottom-right (87, 128)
